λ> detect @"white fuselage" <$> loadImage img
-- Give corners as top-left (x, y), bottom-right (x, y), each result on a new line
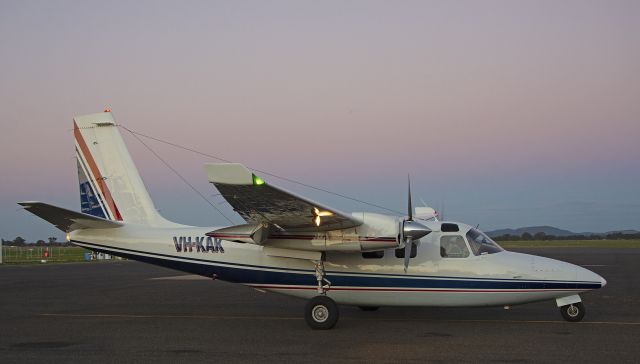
top-left (71, 220), bottom-right (605, 307)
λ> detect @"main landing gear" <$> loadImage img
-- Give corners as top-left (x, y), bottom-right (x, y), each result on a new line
top-left (305, 260), bottom-right (339, 330)
top-left (305, 296), bottom-right (339, 330)
top-left (560, 302), bottom-right (585, 322)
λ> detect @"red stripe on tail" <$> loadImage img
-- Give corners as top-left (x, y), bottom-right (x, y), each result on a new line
top-left (74, 121), bottom-right (123, 221)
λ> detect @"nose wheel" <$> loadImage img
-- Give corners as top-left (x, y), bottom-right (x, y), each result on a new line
top-left (560, 302), bottom-right (585, 322)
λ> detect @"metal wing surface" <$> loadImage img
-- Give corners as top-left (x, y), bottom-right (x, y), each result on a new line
top-left (205, 164), bottom-right (362, 232)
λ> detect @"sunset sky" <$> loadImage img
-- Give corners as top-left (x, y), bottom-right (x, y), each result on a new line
top-left (1, 0), bottom-right (639, 241)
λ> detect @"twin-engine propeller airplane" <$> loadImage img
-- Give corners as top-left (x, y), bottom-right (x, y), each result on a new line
top-left (20, 111), bottom-right (606, 329)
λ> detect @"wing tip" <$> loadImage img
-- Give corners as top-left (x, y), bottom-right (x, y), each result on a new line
top-left (205, 163), bottom-right (261, 185)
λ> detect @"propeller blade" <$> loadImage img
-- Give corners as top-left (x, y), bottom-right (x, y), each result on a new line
top-left (403, 236), bottom-right (413, 272)
top-left (407, 175), bottom-right (413, 221)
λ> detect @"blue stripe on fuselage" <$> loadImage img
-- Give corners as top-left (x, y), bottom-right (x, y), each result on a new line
top-left (73, 240), bottom-right (601, 291)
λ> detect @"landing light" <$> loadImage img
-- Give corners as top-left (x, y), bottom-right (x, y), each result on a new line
top-left (313, 207), bottom-right (333, 226)
top-left (66, 232), bottom-right (70, 242)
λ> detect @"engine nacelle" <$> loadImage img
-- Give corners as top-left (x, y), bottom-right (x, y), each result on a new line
top-left (208, 213), bottom-right (400, 252)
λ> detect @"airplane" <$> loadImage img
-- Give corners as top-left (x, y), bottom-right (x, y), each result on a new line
top-left (19, 111), bottom-right (606, 329)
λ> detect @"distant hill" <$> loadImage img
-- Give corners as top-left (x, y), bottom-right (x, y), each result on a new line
top-left (486, 226), bottom-right (640, 238)
top-left (486, 226), bottom-right (579, 238)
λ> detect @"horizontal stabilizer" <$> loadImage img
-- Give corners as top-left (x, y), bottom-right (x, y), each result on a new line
top-left (18, 201), bottom-right (124, 232)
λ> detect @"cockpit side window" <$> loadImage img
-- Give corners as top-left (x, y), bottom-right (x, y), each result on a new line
top-left (466, 228), bottom-right (504, 255)
top-left (440, 235), bottom-right (470, 258)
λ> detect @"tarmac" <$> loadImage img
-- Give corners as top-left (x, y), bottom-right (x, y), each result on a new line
top-left (1, 248), bottom-right (638, 363)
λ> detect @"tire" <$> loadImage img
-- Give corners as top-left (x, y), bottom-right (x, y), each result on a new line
top-left (305, 296), bottom-right (339, 330)
top-left (358, 306), bottom-right (379, 311)
top-left (560, 302), bottom-right (585, 322)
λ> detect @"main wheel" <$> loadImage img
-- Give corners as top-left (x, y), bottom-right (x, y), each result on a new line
top-left (358, 306), bottom-right (379, 311)
top-left (560, 302), bottom-right (585, 322)
top-left (305, 296), bottom-right (339, 330)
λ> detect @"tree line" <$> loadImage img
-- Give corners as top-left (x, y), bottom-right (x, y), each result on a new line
top-left (492, 232), bottom-right (640, 241)
top-left (1, 237), bottom-right (74, 247)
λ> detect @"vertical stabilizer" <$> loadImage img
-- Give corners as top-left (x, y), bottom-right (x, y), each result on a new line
top-left (74, 111), bottom-right (178, 226)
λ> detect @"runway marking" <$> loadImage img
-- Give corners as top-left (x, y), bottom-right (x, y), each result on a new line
top-left (149, 275), bottom-right (210, 281)
top-left (40, 313), bottom-right (299, 320)
top-left (425, 319), bottom-right (640, 326)
top-left (39, 313), bottom-right (640, 326)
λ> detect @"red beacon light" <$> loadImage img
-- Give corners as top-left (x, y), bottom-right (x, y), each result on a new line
top-left (104, 107), bottom-right (111, 113)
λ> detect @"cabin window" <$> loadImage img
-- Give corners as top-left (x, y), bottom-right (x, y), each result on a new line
top-left (441, 223), bottom-right (459, 232)
top-left (362, 250), bottom-right (384, 259)
top-left (440, 235), bottom-right (469, 258)
top-left (395, 243), bottom-right (417, 258)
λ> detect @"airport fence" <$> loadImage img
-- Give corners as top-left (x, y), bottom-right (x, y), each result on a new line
top-left (1, 246), bottom-right (89, 264)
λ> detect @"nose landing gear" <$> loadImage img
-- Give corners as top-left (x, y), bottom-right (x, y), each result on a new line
top-left (560, 302), bottom-right (585, 322)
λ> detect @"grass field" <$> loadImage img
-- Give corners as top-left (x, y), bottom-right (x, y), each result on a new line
top-left (1, 246), bottom-right (90, 264)
top-left (499, 239), bottom-right (640, 249)
top-left (2, 239), bottom-right (640, 265)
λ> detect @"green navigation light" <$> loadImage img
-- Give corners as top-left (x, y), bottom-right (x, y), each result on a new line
top-left (252, 174), bottom-right (265, 185)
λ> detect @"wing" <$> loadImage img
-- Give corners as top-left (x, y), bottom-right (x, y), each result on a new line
top-left (19, 201), bottom-right (123, 232)
top-left (205, 164), bottom-right (362, 232)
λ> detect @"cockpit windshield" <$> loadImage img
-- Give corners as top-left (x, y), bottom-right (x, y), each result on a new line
top-left (466, 228), bottom-right (504, 255)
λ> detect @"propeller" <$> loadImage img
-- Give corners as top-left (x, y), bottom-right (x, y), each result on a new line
top-left (400, 175), bottom-right (431, 272)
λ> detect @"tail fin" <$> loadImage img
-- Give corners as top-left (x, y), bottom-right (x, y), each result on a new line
top-left (74, 111), bottom-right (177, 226)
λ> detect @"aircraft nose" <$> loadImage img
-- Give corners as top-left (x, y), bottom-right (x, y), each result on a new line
top-left (530, 255), bottom-right (606, 289)
top-left (576, 265), bottom-right (606, 289)
top-left (599, 275), bottom-right (607, 288)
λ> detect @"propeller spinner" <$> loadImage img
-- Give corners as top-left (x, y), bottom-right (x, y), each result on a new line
top-left (400, 176), bottom-right (431, 272)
